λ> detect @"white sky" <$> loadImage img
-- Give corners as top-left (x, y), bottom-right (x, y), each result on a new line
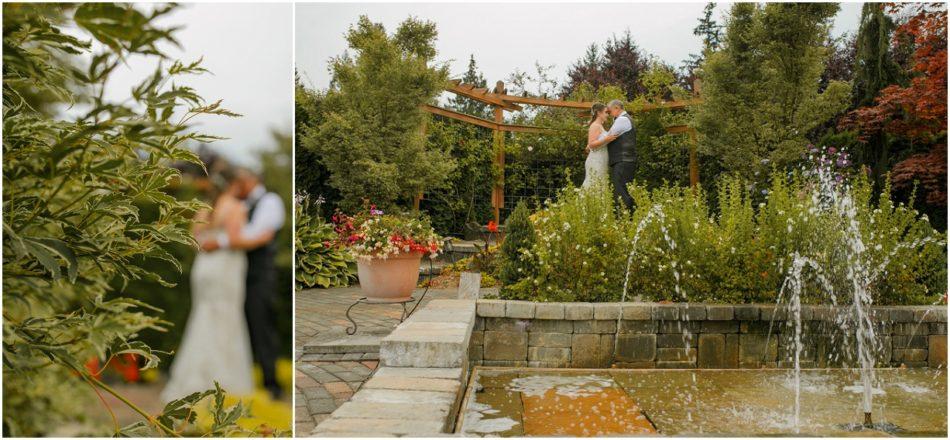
top-left (100, 3), bottom-right (293, 167)
top-left (296, 1), bottom-right (863, 92)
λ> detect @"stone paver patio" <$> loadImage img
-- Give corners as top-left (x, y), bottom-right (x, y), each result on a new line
top-left (294, 287), bottom-right (456, 434)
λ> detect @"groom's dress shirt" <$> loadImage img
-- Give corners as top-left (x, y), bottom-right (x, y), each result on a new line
top-left (607, 111), bottom-right (632, 137)
top-left (243, 185), bottom-right (285, 239)
top-left (219, 185), bottom-right (285, 249)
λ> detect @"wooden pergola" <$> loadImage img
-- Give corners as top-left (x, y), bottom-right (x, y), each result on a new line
top-left (421, 79), bottom-right (703, 223)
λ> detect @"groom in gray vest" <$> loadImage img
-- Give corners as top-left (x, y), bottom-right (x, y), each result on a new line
top-left (605, 99), bottom-right (636, 210)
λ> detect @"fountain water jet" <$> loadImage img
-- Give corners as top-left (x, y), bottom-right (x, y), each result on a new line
top-left (773, 160), bottom-right (942, 431)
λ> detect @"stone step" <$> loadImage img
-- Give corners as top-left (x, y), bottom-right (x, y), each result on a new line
top-left (313, 300), bottom-right (476, 437)
top-left (303, 334), bottom-right (382, 354)
top-left (380, 299), bottom-right (476, 368)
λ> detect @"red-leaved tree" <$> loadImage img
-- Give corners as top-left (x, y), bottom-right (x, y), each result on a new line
top-left (841, 2), bottom-right (947, 206)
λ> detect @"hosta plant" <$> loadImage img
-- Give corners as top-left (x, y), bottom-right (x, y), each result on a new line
top-left (295, 194), bottom-right (356, 289)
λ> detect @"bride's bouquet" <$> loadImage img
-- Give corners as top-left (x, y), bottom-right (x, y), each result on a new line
top-left (331, 205), bottom-right (442, 260)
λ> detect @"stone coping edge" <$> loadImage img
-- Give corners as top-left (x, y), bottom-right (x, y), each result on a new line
top-left (475, 299), bottom-right (948, 323)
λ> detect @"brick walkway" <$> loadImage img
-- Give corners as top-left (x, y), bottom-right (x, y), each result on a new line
top-left (294, 287), bottom-right (455, 435)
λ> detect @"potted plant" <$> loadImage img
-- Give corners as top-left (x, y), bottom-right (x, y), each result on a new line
top-left (333, 206), bottom-right (441, 302)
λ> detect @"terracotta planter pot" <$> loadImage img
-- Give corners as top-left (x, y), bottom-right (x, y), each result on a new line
top-left (356, 251), bottom-right (423, 303)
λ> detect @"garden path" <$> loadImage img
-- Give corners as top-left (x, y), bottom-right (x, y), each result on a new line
top-left (294, 287), bottom-right (456, 434)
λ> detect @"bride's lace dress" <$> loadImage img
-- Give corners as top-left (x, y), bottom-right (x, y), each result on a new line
top-left (582, 131), bottom-right (610, 188)
top-left (160, 229), bottom-right (254, 402)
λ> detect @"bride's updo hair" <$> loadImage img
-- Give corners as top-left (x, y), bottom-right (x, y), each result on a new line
top-left (208, 166), bottom-right (237, 201)
top-left (589, 102), bottom-right (606, 125)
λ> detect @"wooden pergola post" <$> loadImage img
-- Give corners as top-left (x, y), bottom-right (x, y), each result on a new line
top-left (491, 81), bottom-right (506, 224)
top-left (687, 79), bottom-right (702, 189)
top-left (688, 128), bottom-right (699, 188)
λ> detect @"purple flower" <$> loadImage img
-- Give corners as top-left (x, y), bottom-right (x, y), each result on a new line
top-left (828, 147), bottom-right (837, 154)
top-left (371, 209), bottom-right (383, 216)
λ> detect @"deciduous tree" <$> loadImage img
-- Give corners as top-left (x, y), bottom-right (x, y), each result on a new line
top-left (841, 3), bottom-right (947, 207)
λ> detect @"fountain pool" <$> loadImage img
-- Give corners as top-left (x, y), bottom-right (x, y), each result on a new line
top-left (457, 367), bottom-right (947, 437)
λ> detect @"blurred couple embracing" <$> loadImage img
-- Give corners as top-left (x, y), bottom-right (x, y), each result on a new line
top-left (161, 160), bottom-right (286, 402)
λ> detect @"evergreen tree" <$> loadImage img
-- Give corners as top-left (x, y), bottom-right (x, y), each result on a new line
top-left (563, 44), bottom-right (607, 96)
top-left (853, 3), bottom-right (902, 107)
top-left (561, 30), bottom-right (651, 99)
top-left (304, 16), bottom-right (456, 211)
top-left (694, 2), bottom-right (851, 181)
top-left (695, 2), bottom-right (723, 50)
top-left (602, 30), bottom-right (651, 99)
top-left (683, 3), bottom-right (723, 90)
top-left (844, 3), bottom-right (904, 189)
top-left (449, 55), bottom-right (491, 118)
top-left (498, 201), bottom-right (536, 287)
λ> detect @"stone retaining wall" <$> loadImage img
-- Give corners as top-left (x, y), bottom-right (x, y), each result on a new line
top-left (471, 300), bottom-right (948, 369)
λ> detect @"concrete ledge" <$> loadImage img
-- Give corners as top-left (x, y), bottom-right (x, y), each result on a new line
top-left (381, 299), bottom-right (476, 368)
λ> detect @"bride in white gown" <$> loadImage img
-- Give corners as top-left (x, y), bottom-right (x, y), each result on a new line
top-left (582, 102), bottom-right (617, 188)
top-left (161, 169), bottom-right (254, 402)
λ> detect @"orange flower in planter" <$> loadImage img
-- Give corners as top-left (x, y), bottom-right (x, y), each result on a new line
top-left (487, 220), bottom-right (499, 233)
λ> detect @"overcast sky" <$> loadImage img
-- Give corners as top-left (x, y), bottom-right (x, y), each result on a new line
top-left (296, 2), bottom-right (863, 93)
top-left (101, 3), bottom-right (293, 167)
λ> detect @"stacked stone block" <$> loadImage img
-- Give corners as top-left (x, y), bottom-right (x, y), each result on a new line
top-left (471, 300), bottom-right (948, 370)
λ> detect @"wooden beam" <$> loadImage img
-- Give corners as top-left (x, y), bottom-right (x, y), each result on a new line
top-left (421, 104), bottom-right (574, 134)
top-left (498, 94), bottom-right (593, 109)
top-left (638, 99), bottom-right (704, 112)
top-left (422, 104), bottom-right (498, 130)
top-left (448, 79), bottom-right (703, 114)
top-left (445, 80), bottom-right (522, 111)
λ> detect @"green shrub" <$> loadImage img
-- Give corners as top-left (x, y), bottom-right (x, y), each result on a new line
top-left (498, 201), bottom-right (537, 292)
top-left (500, 170), bottom-right (945, 305)
top-left (294, 195), bottom-right (356, 289)
top-left (504, 180), bottom-right (630, 302)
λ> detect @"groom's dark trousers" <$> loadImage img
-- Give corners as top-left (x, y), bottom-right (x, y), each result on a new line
top-left (610, 162), bottom-right (636, 210)
top-left (246, 200), bottom-right (281, 398)
top-left (606, 112), bottom-right (637, 211)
